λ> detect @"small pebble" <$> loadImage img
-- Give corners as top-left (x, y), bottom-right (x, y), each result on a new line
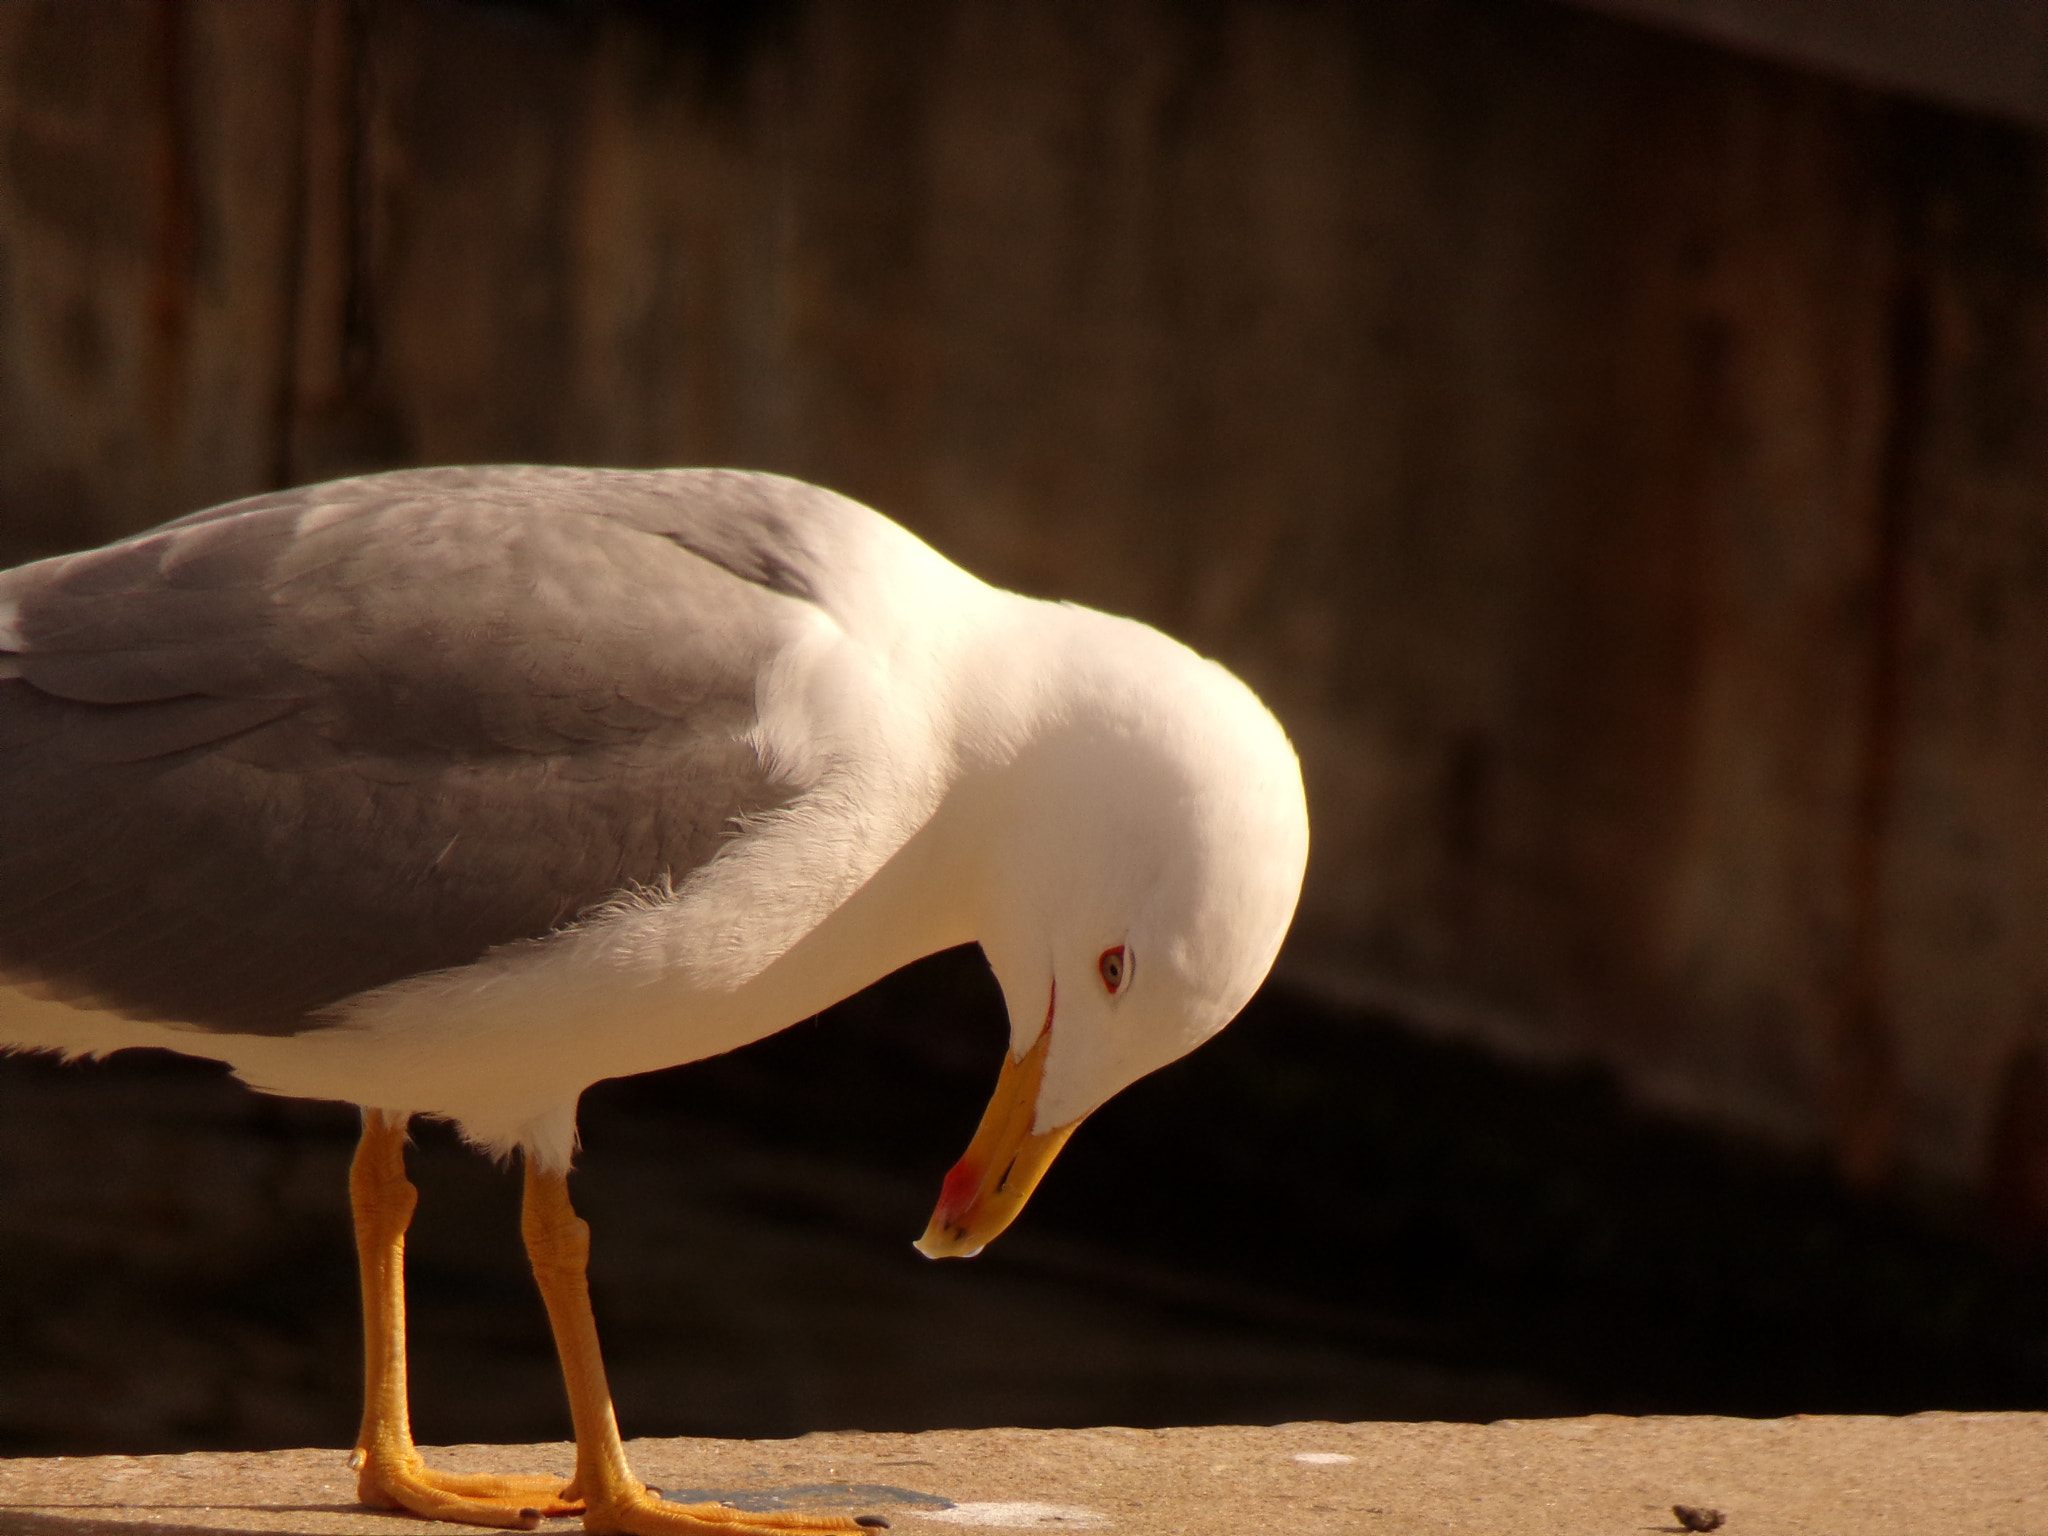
top-left (1673, 1505), bottom-right (1725, 1532)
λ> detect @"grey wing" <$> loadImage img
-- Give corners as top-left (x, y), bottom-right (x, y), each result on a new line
top-left (0, 468), bottom-right (826, 1036)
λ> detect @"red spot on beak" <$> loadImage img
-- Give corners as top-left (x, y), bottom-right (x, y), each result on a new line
top-left (935, 1153), bottom-right (983, 1231)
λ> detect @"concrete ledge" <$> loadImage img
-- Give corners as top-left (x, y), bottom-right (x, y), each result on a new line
top-left (0, 1414), bottom-right (2040, 1534)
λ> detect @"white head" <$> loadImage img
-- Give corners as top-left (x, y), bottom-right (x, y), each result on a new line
top-left (917, 605), bottom-right (1308, 1258)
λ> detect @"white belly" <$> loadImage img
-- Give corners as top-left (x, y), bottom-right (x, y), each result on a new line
top-left (0, 809), bottom-right (978, 1169)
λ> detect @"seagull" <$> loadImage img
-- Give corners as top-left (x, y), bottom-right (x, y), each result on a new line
top-left (0, 467), bottom-right (1309, 1535)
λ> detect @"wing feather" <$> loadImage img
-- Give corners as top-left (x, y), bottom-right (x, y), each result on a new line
top-left (0, 467), bottom-right (848, 1035)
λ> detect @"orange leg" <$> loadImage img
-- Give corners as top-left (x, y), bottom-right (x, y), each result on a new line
top-left (350, 1109), bottom-right (582, 1531)
top-left (520, 1157), bottom-right (874, 1535)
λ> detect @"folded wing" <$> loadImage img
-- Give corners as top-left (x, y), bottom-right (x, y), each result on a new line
top-left (0, 466), bottom-right (837, 1036)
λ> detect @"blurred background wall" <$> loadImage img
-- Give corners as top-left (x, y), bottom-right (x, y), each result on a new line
top-left (6, 0), bottom-right (2046, 1208)
top-left (3, 0), bottom-right (2048, 1449)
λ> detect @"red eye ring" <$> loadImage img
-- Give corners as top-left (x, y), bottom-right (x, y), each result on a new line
top-left (1098, 946), bottom-right (1128, 993)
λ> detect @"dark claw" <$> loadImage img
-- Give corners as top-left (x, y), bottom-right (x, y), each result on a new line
top-left (854, 1518), bottom-right (891, 1529)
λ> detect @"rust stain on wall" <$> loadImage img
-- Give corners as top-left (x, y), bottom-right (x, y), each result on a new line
top-left (145, 0), bottom-right (193, 434)
top-left (1829, 265), bottom-right (1927, 1191)
top-left (278, 0), bottom-right (402, 486)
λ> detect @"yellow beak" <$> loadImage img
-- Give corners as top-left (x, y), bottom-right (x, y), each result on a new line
top-left (914, 1023), bottom-right (1083, 1259)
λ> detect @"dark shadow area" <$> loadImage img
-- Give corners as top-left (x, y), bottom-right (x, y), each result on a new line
top-left (0, 945), bottom-right (2042, 1456)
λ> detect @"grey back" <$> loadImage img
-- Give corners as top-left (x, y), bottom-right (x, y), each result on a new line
top-left (0, 466), bottom-right (848, 1035)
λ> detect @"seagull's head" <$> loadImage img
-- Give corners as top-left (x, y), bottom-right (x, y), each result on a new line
top-left (916, 609), bottom-right (1309, 1258)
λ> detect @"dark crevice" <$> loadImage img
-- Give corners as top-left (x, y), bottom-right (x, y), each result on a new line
top-left (146, 0), bottom-right (195, 436)
top-left (1830, 254), bottom-right (1930, 1192)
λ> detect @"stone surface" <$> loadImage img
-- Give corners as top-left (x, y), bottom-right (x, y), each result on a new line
top-left (0, 1414), bottom-right (2040, 1535)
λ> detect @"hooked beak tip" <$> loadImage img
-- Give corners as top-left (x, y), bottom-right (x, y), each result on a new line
top-left (912, 1235), bottom-right (985, 1261)
top-left (917, 1019), bottom-right (1083, 1259)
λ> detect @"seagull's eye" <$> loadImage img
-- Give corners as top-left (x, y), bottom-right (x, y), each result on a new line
top-left (1098, 946), bottom-right (1128, 994)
